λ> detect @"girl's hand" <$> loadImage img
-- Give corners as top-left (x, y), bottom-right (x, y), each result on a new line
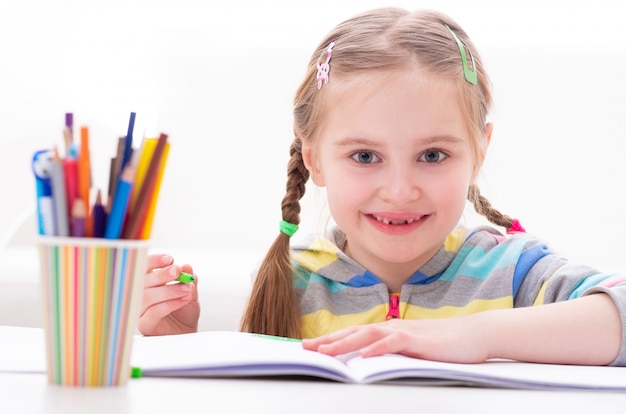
top-left (137, 253), bottom-right (200, 336)
top-left (301, 316), bottom-right (489, 364)
top-left (303, 295), bottom-right (622, 365)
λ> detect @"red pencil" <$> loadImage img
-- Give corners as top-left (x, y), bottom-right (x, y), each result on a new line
top-left (63, 157), bottom-right (79, 236)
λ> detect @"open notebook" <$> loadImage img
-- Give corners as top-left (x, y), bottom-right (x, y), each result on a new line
top-left (2, 326), bottom-right (625, 391)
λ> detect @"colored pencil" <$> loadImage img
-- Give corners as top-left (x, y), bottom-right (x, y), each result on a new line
top-left (50, 147), bottom-right (69, 237)
top-left (63, 157), bottom-right (79, 235)
top-left (78, 126), bottom-right (92, 236)
top-left (71, 198), bottom-right (86, 237)
top-left (140, 141), bottom-right (170, 239)
top-left (122, 133), bottom-right (168, 240)
top-left (92, 189), bottom-right (107, 238)
top-left (121, 112), bottom-right (136, 172)
top-left (64, 112), bottom-right (73, 157)
top-left (108, 136), bottom-right (126, 212)
top-left (130, 136), bottom-right (155, 211)
top-left (105, 165), bottom-right (134, 239)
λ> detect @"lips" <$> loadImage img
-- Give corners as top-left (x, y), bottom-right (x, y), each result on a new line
top-left (372, 214), bottom-right (420, 225)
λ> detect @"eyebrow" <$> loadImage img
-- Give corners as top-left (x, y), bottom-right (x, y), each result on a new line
top-left (334, 135), bottom-right (465, 147)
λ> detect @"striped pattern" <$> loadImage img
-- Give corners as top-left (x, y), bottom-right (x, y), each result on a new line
top-left (290, 226), bottom-right (626, 365)
top-left (37, 237), bottom-right (149, 386)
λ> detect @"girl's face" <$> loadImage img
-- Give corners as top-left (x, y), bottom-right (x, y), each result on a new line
top-left (303, 69), bottom-right (484, 290)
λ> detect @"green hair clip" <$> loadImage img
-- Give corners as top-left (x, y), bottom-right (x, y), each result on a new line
top-left (279, 220), bottom-right (299, 237)
top-left (444, 24), bottom-right (477, 85)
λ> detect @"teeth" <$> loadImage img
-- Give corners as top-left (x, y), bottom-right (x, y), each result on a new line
top-left (374, 215), bottom-right (418, 225)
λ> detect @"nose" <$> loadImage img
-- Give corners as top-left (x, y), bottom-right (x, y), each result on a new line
top-left (378, 165), bottom-right (421, 205)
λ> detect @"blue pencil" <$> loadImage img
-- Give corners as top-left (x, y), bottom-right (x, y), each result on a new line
top-left (104, 165), bottom-right (134, 239)
top-left (121, 112), bottom-right (136, 172)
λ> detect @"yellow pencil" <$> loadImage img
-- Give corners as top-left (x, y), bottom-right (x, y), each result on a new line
top-left (140, 141), bottom-right (170, 239)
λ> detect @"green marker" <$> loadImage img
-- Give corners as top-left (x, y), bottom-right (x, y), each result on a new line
top-left (176, 271), bottom-right (195, 283)
top-left (131, 366), bottom-right (143, 378)
top-left (252, 333), bottom-right (302, 343)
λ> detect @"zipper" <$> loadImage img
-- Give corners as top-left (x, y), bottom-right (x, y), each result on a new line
top-left (385, 294), bottom-right (400, 320)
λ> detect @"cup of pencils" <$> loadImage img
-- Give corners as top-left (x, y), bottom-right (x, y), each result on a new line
top-left (33, 112), bottom-right (170, 386)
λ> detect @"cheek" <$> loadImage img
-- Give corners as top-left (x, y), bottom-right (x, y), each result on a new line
top-left (322, 174), bottom-right (367, 222)
top-left (427, 169), bottom-right (472, 208)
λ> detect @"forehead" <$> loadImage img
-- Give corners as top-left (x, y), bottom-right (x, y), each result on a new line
top-left (319, 69), bottom-right (469, 141)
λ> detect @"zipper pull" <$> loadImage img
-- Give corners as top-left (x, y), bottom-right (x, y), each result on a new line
top-left (386, 294), bottom-right (400, 320)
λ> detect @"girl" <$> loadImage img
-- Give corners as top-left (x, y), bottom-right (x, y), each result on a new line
top-left (139, 7), bottom-right (626, 366)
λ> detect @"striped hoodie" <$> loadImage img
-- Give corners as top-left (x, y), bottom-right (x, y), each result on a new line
top-left (290, 226), bottom-right (626, 366)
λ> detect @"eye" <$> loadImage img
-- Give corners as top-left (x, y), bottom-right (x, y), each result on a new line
top-left (418, 149), bottom-right (448, 163)
top-left (351, 151), bottom-right (380, 164)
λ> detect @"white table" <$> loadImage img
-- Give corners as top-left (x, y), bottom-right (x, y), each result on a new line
top-left (2, 325), bottom-right (626, 414)
top-left (4, 370), bottom-right (626, 414)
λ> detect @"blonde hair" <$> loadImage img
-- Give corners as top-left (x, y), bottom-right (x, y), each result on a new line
top-left (241, 7), bottom-right (515, 338)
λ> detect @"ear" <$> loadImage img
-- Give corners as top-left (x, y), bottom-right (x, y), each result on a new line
top-left (301, 140), bottom-right (325, 187)
top-left (471, 122), bottom-right (494, 182)
top-left (485, 122), bottom-right (493, 147)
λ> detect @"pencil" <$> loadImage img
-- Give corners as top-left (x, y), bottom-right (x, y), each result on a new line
top-left (140, 141), bottom-right (170, 239)
top-left (71, 197), bottom-right (86, 237)
top-left (108, 136), bottom-right (126, 211)
top-left (50, 147), bottom-right (69, 237)
top-left (104, 165), bottom-right (134, 239)
top-left (63, 156), bottom-right (79, 235)
top-left (130, 136), bottom-right (153, 211)
top-left (91, 189), bottom-right (107, 238)
top-left (122, 133), bottom-right (168, 240)
top-left (121, 112), bottom-right (136, 172)
top-left (78, 126), bottom-right (92, 236)
top-left (64, 112), bottom-right (73, 157)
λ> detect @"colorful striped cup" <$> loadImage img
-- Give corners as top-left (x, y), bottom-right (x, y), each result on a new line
top-left (37, 236), bottom-right (149, 386)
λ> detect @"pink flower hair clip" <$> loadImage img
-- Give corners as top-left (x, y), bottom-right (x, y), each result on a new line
top-left (316, 41), bottom-right (335, 90)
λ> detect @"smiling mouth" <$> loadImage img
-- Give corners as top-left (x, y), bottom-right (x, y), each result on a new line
top-left (371, 214), bottom-right (422, 225)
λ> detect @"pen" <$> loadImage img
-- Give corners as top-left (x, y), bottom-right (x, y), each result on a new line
top-left (32, 149), bottom-right (56, 236)
top-left (177, 272), bottom-right (195, 283)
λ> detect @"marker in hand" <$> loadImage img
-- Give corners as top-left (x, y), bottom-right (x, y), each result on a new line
top-left (176, 272), bottom-right (195, 284)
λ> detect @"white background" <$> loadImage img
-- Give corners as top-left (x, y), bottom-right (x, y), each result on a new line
top-left (1, 0), bottom-right (625, 274)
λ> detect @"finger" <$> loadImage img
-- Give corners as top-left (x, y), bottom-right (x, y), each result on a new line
top-left (302, 326), bottom-right (360, 350)
top-left (139, 296), bottom-right (193, 333)
top-left (179, 264), bottom-right (198, 300)
top-left (144, 263), bottom-right (181, 288)
top-left (146, 253), bottom-right (173, 272)
top-left (359, 331), bottom-right (408, 358)
top-left (181, 263), bottom-right (194, 275)
top-left (139, 282), bottom-right (193, 315)
top-left (317, 325), bottom-right (389, 356)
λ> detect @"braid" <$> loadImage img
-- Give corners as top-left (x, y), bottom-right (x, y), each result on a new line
top-left (467, 184), bottom-right (514, 230)
top-left (240, 138), bottom-right (309, 338)
top-left (281, 138), bottom-right (309, 226)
